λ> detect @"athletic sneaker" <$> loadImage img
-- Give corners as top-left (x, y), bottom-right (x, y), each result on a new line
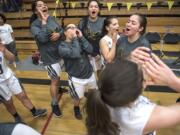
top-left (74, 106), bottom-right (82, 120)
top-left (32, 109), bottom-right (47, 118)
top-left (52, 104), bottom-right (62, 117)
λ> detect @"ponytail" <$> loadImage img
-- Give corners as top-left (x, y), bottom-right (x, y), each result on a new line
top-left (29, 13), bottom-right (38, 26)
top-left (30, 0), bottom-right (38, 26)
top-left (85, 89), bottom-right (119, 135)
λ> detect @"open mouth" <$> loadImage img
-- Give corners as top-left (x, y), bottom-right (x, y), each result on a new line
top-left (126, 28), bottom-right (130, 31)
top-left (42, 9), bottom-right (47, 12)
top-left (91, 11), bottom-right (96, 15)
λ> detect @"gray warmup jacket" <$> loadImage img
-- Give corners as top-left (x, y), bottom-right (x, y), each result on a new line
top-left (31, 16), bottom-right (63, 66)
top-left (58, 37), bottom-right (93, 79)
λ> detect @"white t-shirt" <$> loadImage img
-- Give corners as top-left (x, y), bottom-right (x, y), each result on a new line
top-left (0, 24), bottom-right (14, 44)
top-left (100, 35), bottom-right (120, 66)
top-left (0, 51), bottom-right (13, 82)
top-left (109, 96), bottom-right (156, 135)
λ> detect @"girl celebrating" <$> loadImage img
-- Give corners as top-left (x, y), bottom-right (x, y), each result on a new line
top-left (58, 24), bottom-right (97, 120)
top-left (79, 0), bottom-right (104, 75)
top-left (99, 16), bottom-right (120, 66)
top-left (116, 13), bottom-right (151, 60)
top-left (30, 0), bottom-right (63, 117)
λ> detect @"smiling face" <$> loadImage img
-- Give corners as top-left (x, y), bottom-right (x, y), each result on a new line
top-left (88, 1), bottom-right (100, 20)
top-left (124, 15), bottom-right (144, 37)
top-left (106, 18), bottom-right (119, 35)
top-left (35, 1), bottom-right (48, 15)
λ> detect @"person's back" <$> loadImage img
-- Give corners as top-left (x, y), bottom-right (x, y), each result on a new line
top-left (109, 96), bottom-right (155, 135)
top-left (85, 59), bottom-right (180, 135)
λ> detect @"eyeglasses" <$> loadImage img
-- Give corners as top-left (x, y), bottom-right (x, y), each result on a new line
top-left (65, 26), bottom-right (77, 31)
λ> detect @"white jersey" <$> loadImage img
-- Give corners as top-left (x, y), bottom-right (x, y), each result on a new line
top-left (109, 96), bottom-right (156, 135)
top-left (0, 51), bottom-right (13, 82)
top-left (0, 24), bottom-right (14, 44)
top-left (100, 35), bottom-right (120, 66)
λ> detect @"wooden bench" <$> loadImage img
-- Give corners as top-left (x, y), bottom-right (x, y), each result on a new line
top-left (152, 44), bottom-right (180, 52)
top-left (16, 40), bottom-right (37, 54)
top-left (7, 17), bottom-right (180, 29)
top-left (12, 26), bottom-right (180, 40)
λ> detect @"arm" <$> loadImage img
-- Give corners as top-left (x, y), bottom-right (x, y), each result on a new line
top-left (30, 10), bottom-right (50, 43)
top-left (0, 43), bottom-right (14, 61)
top-left (9, 25), bottom-right (15, 41)
top-left (100, 37), bottom-right (117, 64)
top-left (58, 39), bottom-right (81, 59)
top-left (76, 29), bottom-right (93, 54)
top-left (50, 24), bottom-right (63, 42)
top-left (79, 36), bottom-right (93, 54)
top-left (144, 38), bottom-right (152, 50)
top-left (143, 104), bottom-right (180, 134)
top-left (31, 24), bottom-right (50, 43)
top-left (11, 32), bottom-right (15, 41)
top-left (143, 53), bottom-right (180, 92)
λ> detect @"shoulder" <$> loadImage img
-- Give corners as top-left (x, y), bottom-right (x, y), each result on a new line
top-left (100, 36), bottom-right (107, 45)
top-left (4, 24), bottom-right (12, 28)
top-left (101, 35), bottom-right (108, 41)
top-left (140, 36), bottom-right (149, 44)
top-left (79, 17), bottom-right (87, 25)
top-left (31, 19), bottom-right (40, 27)
top-left (98, 17), bottom-right (105, 22)
top-left (139, 36), bottom-right (151, 48)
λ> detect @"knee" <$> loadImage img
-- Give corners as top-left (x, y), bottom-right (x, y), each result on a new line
top-left (16, 92), bottom-right (28, 101)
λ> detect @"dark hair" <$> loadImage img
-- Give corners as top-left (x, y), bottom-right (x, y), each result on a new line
top-left (0, 13), bottom-right (6, 23)
top-left (87, 0), bottom-right (100, 8)
top-left (32, 0), bottom-right (38, 13)
top-left (131, 13), bottom-right (147, 35)
top-left (29, 0), bottom-right (39, 25)
top-left (102, 16), bottom-right (117, 36)
top-left (85, 59), bottom-right (143, 135)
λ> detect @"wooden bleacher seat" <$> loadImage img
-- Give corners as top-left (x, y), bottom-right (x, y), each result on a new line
top-left (152, 44), bottom-right (180, 52)
top-left (16, 40), bottom-right (37, 55)
top-left (3, 0), bottom-right (179, 57)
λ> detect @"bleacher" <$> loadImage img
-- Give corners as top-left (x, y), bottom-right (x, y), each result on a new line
top-left (2, 0), bottom-right (180, 59)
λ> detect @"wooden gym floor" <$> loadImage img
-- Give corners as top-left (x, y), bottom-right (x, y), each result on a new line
top-left (0, 55), bottom-right (180, 135)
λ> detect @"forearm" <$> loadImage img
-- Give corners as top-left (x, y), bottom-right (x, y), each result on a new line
top-left (59, 41), bottom-right (81, 58)
top-left (79, 36), bottom-right (93, 53)
top-left (169, 77), bottom-right (180, 92)
top-left (4, 48), bottom-right (15, 61)
top-left (105, 45), bottom-right (116, 63)
top-left (31, 25), bottom-right (50, 43)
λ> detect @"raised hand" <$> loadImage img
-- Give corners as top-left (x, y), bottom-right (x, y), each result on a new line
top-left (143, 53), bottom-right (178, 87)
top-left (129, 47), bottom-right (151, 65)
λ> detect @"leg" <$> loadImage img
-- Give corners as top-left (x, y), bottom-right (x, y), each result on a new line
top-left (15, 91), bottom-right (34, 110)
top-left (68, 77), bottom-right (84, 120)
top-left (15, 91), bottom-right (47, 118)
top-left (9, 76), bottom-right (47, 118)
top-left (50, 78), bottom-right (62, 117)
top-left (45, 63), bottom-right (62, 117)
top-left (1, 96), bottom-right (22, 123)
